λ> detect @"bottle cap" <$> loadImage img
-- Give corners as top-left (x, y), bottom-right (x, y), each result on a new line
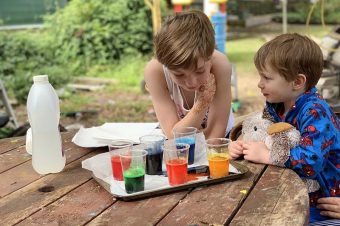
top-left (33, 75), bottom-right (49, 83)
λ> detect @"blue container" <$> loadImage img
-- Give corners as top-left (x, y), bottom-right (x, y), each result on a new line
top-left (216, 34), bottom-right (226, 54)
top-left (211, 12), bottom-right (227, 53)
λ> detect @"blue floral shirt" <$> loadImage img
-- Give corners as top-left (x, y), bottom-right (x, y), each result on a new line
top-left (265, 87), bottom-right (340, 223)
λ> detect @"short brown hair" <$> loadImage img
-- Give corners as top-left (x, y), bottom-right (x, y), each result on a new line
top-left (154, 10), bottom-right (215, 70)
top-left (254, 33), bottom-right (323, 90)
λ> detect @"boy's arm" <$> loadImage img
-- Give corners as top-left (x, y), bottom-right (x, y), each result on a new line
top-left (284, 105), bottom-right (334, 179)
top-left (203, 50), bottom-right (232, 139)
top-left (144, 59), bottom-right (209, 139)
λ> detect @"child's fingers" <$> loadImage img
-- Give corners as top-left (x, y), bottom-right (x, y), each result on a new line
top-left (230, 152), bottom-right (241, 159)
top-left (242, 142), bottom-right (250, 150)
top-left (317, 204), bottom-right (338, 212)
top-left (231, 149), bottom-right (243, 156)
top-left (320, 210), bottom-right (340, 219)
top-left (232, 140), bottom-right (243, 146)
top-left (231, 144), bottom-right (243, 152)
top-left (243, 153), bottom-right (251, 161)
top-left (236, 140), bottom-right (244, 145)
top-left (318, 197), bottom-right (339, 205)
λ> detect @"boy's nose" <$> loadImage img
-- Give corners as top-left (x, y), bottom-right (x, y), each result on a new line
top-left (257, 80), bottom-right (264, 89)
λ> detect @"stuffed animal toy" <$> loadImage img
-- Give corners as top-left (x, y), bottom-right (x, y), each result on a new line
top-left (240, 112), bottom-right (301, 166)
top-left (230, 111), bottom-right (320, 192)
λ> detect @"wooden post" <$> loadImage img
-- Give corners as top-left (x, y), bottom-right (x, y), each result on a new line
top-left (281, 0), bottom-right (287, 33)
top-left (144, 0), bottom-right (162, 35)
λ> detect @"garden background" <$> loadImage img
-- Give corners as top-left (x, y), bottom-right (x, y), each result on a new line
top-left (0, 0), bottom-right (339, 137)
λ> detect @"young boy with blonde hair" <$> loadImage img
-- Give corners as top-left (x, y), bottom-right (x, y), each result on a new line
top-left (229, 33), bottom-right (340, 223)
top-left (144, 10), bottom-right (234, 139)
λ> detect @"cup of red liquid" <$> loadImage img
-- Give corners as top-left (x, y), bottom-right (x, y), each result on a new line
top-left (163, 143), bottom-right (190, 186)
top-left (109, 139), bottom-right (133, 181)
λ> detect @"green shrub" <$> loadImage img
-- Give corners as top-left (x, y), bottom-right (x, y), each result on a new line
top-left (0, 31), bottom-right (73, 103)
top-left (0, 0), bottom-right (159, 103)
top-left (44, 0), bottom-right (153, 67)
top-left (272, 0), bottom-right (340, 24)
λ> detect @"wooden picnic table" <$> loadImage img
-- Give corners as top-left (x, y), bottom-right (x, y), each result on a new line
top-left (0, 131), bottom-right (310, 226)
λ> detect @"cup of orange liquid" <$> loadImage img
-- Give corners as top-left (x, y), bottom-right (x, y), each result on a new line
top-left (163, 143), bottom-right (190, 186)
top-left (205, 138), bottom-right (230, 179)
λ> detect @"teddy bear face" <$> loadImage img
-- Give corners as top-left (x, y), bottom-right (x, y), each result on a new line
top-left (242, 112), bottom-right (273, 142)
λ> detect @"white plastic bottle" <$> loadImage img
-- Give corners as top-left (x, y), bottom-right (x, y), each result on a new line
top-left (27, 75), bottom-right (65, 174)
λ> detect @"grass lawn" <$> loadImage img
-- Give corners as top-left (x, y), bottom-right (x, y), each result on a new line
top-left (227, 24), bottom-right (332, 75)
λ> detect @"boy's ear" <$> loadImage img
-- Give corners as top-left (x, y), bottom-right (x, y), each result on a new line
top-left (293, 74), bottom-right (306, 90)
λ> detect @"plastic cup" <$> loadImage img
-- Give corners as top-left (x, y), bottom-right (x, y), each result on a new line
top-left (172, 127), bottom-right (197, 165)
top-left (139, 135), bottom-right (165, 175)
top-left (108, 139), bottom-right (133, 181)
top-left (205, 138), bottom-right (231, 179)
top-left (120, 149), bottom-right (147, 194)
top-left (163, 143), bottom-right (190, 186)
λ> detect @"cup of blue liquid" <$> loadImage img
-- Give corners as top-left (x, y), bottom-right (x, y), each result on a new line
top-left (120, 149), bottom-right (147, 194)
top-left (139, 134), bottom-right (165, 175)
top-left (172, 127), bottom-right (197, 165)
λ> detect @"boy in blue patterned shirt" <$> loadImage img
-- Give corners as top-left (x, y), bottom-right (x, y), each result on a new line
top-left (230, 33), bottom-right (340, 223)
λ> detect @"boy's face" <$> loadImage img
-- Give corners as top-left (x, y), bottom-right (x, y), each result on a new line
top-left (257, 64), bottom-right (295, 104)
top-left (168, 58), bottom-right (212, 91)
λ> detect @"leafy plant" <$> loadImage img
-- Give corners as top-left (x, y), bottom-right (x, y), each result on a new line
top-left (0, 31), bottom-right (73, 103)
top-left (272, 0), bottom-right (340, 24)
top-left (0, 0), bottom-right (158, 103)
top-left (44, 0), bottom-right (153, 67)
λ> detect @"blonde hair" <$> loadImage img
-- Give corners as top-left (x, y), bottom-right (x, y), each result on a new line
top-left (254, 33), bottom-right (323, 90)
top-left (154, 10), bottom-right (215, 70)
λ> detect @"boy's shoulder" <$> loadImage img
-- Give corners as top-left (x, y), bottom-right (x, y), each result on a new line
top-left (295, 93), bottom-right (337, 126)
top-left (298, 92), bottom-right (332, 112)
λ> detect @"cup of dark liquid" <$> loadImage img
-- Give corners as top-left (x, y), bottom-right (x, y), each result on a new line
top-left (120, 149), bottom-right (147, 194)
top-left (139, 135), bottom-right (165, 175)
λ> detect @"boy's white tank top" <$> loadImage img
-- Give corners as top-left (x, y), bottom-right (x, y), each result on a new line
top-left (162, 66), bottom-right (234, 136)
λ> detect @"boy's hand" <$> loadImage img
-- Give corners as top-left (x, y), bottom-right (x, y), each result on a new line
top-left (317, 197), bottom-right (340, 219)
top-left (243, 141), bottom-right (271, 164)
top-left (229, 140), bottom-right (244, 159)
top-left (194, 73), bottom-right (216, 112)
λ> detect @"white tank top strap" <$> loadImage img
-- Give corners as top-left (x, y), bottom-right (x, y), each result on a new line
top-left (162, 66), bottom-right (174, 95)
top-left (162, 66), bottom-right (188, 115)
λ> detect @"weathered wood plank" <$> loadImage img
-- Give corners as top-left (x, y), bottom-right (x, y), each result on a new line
top-left (230, 165), bottom-right (309, 226)
top-left (88, 191), bottom-right (189, 226)
top-left (0, 143), bottom-right (96, 198)
top-left (0, 131), bottom-right (74, 155)
top-left (157, 161), bottom-right (266, 226)
top-left (0, 146), bottom-right (30, 173)
top-left (0, 132), bottom-right (76, 174)
top-left (17, 179), bottom-right (114, 226)
top-left (0, 136), bottom-right (25, 154)
top-left (0, 150), bottom-right (103, 226)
